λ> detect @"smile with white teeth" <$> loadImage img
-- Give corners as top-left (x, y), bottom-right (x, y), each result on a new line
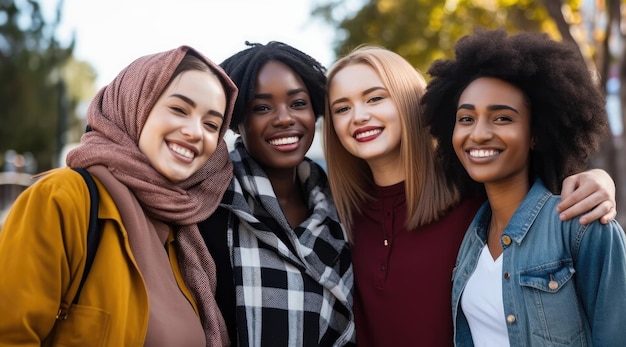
top-left (355, 129), bottom-right (382, 139)
top-left (469, 149), bottom-right (500, 158)
top-left (268, 136), bottom-right (299, 146)
top-left (169, 143), bottom-right (194, 159)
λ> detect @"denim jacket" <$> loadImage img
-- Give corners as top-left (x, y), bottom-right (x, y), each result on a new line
top-left (452, 179), bottom-right (626, 346)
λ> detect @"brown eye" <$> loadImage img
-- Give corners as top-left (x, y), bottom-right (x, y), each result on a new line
top-left (291, 100), bottom-right (307, 109)
top-left (170, 106), bottom-right (187, 115)
top-left (456, 115), bottom-right (473, 123)
top-left (334, 106), bottom-right (350, 114)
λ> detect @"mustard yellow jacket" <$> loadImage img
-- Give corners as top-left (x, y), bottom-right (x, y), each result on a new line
top-left (0, 167), bottom-right (198, 346)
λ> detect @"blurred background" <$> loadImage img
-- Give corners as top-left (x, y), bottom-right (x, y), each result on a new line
top-left (1, 0), bottom-right (625, 226)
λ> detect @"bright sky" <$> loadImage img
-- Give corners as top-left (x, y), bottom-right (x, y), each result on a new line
top-left (45, 0), bottom-right (342, 160)
top-left (50, 0), bottom-right (338, 90)
top-left (41, 1), bottom-right (625, 137)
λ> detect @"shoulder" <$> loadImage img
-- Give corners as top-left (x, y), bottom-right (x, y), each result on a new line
top-left (2, 168), bottom-right (94, 243)
top-left (25, 167), bottom-right (116, 221)
top-left (35, 166), bottom-right (89, 183)
top-left (27, 167), bottom-right (91, 200)
top-left (577, 218), bottom-right (626, 244)
top-left (534, 191), bottom-right (624, 253)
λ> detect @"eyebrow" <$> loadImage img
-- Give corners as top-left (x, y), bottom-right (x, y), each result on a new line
top-left (330, 86), bottom-right (386, 108)
top-left (170, 93), bottom-right (224, 119)
top-left (253, 88), bottom-right (309, 100)
top-left (457, 104), bottom-right (519, 113)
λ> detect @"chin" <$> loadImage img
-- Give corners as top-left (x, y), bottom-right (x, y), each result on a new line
top-left (166, 171), bottom-right (192, 183)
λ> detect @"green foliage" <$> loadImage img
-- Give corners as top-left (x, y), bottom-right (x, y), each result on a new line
top-left (314, 0), bottom-right (577, 76)
top-left (314, 0), bottom-right (626, 224)
top-left (0, 0), bottom-right (74, 171)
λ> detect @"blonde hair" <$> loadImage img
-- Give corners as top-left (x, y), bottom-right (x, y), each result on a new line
top-left (323, 46), bottom-right (460, 239)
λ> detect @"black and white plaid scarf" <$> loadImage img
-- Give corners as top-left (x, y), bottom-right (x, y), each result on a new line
top-left (221, 141), bottom-right (355, 346)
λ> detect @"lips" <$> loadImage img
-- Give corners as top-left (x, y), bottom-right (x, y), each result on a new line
top-left (468, 148), bottom-right (501, 158)
top-left (268, 136), bottom-right (299, 146)
top-left (355, 128), bottom-right (382, 140)
top-left (353, 126), bottom-right (383, 142)
top-left (168, 142), bottom-right (196, 160)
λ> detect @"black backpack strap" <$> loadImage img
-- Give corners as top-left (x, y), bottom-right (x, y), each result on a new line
top-left (70, 167), bottom-right (101, 305)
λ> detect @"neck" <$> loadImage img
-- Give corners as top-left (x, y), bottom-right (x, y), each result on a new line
top-left (264, 166), bottom-right (300, 201)
top-left (368, 154), bottom-right (405, 187)
top-left (264, 165), bottom-right (310, 228)
top-left (484, 177), bottom-right (530, 235)
top-left (482, 176), bottom-right (530, 260)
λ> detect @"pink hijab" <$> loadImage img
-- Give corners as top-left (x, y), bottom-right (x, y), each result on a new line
top-left (66, 45), bottom-right (237, 346)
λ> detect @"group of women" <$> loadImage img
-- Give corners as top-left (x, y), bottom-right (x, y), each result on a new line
top-left (0, 28), bottom-right (623, 347)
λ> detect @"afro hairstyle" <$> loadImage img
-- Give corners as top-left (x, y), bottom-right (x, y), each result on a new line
top-left (422, 28), bottom-right (609, 194)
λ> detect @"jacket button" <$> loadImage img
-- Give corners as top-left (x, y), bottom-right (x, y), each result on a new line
top-left (506, 315), bottom-right (516, 324)
top-left (501, 235), bottom-right (512, 246)
top-left (549, 280), bottom-right (559, 290)
top-left (504, 272), bottom-right (510, 280)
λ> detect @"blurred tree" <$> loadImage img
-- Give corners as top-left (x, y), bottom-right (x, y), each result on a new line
top-left (314, 0), bottom-right (626, 222)
top-left (0, 0), bottom-right (76, 172)
top-left (314, 0), bottom-right (568, 75)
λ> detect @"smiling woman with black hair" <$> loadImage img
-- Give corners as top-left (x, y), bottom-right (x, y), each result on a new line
top-left (199, 41), bottom-right (355, 347)
top-left (423, 28), bottom-right (626, 346)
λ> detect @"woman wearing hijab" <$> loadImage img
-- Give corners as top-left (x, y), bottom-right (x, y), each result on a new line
top-left (0, 45), bottom-right (237, 346)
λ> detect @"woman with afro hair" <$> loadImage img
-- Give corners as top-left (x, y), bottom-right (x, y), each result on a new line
top-left (423, 28), bottom-right (626, 346)
top-left (198, 41), bottom-right (355, 346)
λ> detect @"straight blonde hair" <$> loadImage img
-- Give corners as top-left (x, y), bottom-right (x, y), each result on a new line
top-left (323, 46), bottom-right (460, 239)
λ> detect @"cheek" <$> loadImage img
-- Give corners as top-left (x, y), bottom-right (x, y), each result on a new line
top-left (331, 115), bottom-right (349, 135)
top-left (137, 124), bottom-right (154, 156)
top-left (295, 108), bottom-right (317, 133)
top-left (451, 128), bottom-right (466, 160)
top-left (303, 113), bottom-right (317, 130)
top-left (509, 128), bottom-right (532, 150)
top-left (332, 118), bottom-right (353, 149)
top-left (451, 128), bottom-right (462, 151)
top-left (203, 134), bottom-right (220, 157)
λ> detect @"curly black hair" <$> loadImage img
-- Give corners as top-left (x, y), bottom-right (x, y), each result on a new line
top-left (422, 28), bottom-right (609, 194)
top-left (219, 41), bottom-right (327, 133)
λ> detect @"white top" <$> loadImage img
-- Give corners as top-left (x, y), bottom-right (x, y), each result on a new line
top-left (460, 244), bottom-right (510, 347)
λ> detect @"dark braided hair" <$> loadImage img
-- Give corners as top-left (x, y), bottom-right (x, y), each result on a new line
top-left (422, 28), bottom-right (609, 194)
top-left (219, 41), bottom-right (327, 133)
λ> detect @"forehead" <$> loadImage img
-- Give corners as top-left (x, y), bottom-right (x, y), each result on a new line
top-left (329, 63), bottom-right (381, 93)
top-left (255, 61), bottom-right (305, 91)
top-left (459, 77), bottom-right (527, 106)
top-left (332, 63), bottom-right (379, 83)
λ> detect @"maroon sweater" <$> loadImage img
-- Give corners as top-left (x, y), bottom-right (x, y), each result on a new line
top-left (352, 182), bottom-right (481, 347)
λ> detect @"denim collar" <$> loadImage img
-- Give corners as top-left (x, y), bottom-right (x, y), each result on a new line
top-left (472, 178), bottom-right (552, 245)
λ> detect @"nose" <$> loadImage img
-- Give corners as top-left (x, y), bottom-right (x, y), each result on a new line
top-left (273, 106), bottom-right (296, 127)
top-left (469, 118), bottom-right (493, 143)
top-left (352, 104), bottom-right (370, 124)
top-left (180, 117), bottom-right (203, 140)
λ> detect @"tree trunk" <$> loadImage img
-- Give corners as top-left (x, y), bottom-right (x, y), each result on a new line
top-left (542, 0), bottom-right (624, 223)
top-left (541, 0), bottom-right (597, 75)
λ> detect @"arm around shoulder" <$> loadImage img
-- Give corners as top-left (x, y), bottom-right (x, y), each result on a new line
top-left (559, 169), bottom-right (616, 225)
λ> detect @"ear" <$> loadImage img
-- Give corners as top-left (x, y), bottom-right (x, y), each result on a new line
top-left (530, 136), bottom-right (537, 150)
